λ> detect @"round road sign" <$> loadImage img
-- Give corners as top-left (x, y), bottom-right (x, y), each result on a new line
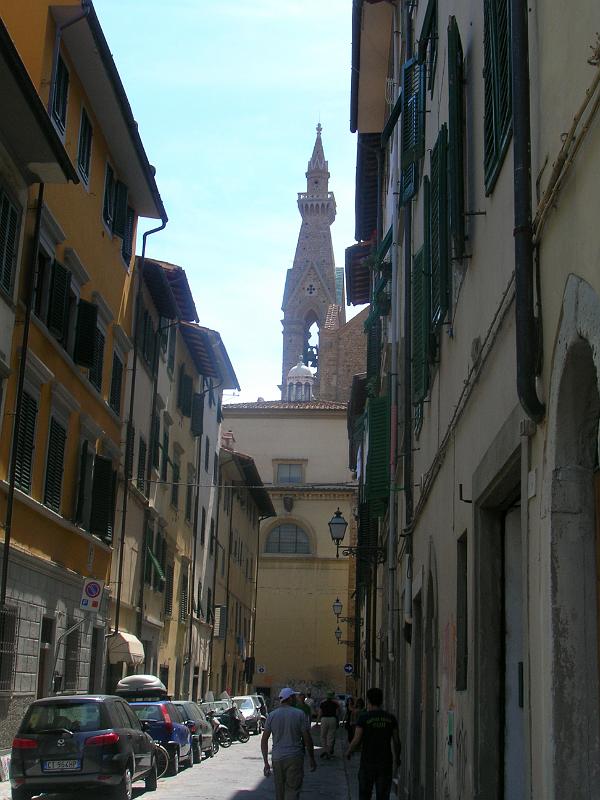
top-left (85, 580), bottom-right (102, 598)
top-left (344, 663), bottom-right (354, 675)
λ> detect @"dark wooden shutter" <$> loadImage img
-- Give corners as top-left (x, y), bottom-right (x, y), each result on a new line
top-left (164, 563), bottom-right (174, 615)
top-left (144, 525), bottom-right (154, 584)
top-left (52, 55), bottom-right (68, 131)
top-left (77, 109), bottom-right (92, 180)
top-left (124, 423), bottom-right (135, 480)
top-left (412, 246), bottom-right (430, 405)
top-left (182, 374), bottom-right (193, 417)
top-left (121, 207), bottom-right (135, 264)
top-left (137, 437), bottom-right (147, 492)
top-left (177, 365), bottom-right (185, 412)
top-left (171, 460), bottom-right (180, 507)
top-left (400, 58), bottom-right (426, 204)
top-left (44, 417), bottom-right (66, 513)
top-left (113, 181), bottom-right (128, 238)
top-left (366, 316), bottom-right (381, 386)
top-left (47, 261), bottom-right (71, 339)
top-left (430, 125), bottom-right (449, 328)
top-left (366, 395), bottom-right (390, 515)
top-left (89, 328), bottom-right (105, 391)
top-left (103, 164), bottom-right (115, 227)
top-left (167, 325), bottom-right (176, 373)
top-left (448, 16), bottom-right (466, 260)
top-left (109, 353), bottom-right (123, 414)
top-left (0, 192), bottom-right (19, 296)
top-left (73, 300), bottom-right (98, 368)
top-left (14, 391), bottom-right (37, 494)
top-left (151, 413), bottom-right (160, 468)
top-left (89, 455), bottom-right (114, 539)
top-left (191, 392), bottom-right (205, 437)
top-left (161, 429), bottom-right (169, 481)
top-left (179, 567), bottom-right (189, 623)
top-left (418, 0), bottom-right (438, 91)
top-left (483, 0), bottom-right (512, 192)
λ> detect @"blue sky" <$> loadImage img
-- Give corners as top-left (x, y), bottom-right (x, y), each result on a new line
top-left (94, 0), bottom-right (362, 402)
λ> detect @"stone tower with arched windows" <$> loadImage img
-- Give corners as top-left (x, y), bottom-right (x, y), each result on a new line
top-left (280, 125), bottom-right (346, 399)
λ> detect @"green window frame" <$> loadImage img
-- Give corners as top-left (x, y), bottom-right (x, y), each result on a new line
top-left (412, 244), bottom-right (430, 406)
top-left (14, 391), bottom-right (38, 495)
top-left (483, 0), bottom-right (512, 193)
top-left (0, 189), bottom-right (19, 297)
top-left (448, 16), bottom-right (466, 260)
top-left (430, 125), bottom-right (449, 329)
top-left (113, 180), bottom-right (128, 238)
top-left (151, 413), bottom-right (160, 469)
top-left (52, 54), bottom-right (69, 133)
top-left (124, 423), bottom-right (135, 480)
top-left (400, 57), bottom-right (426, 204)
top-left (77, 108), bottom-right (92, 183)
top-left (44, 416), bottom-right (66, 513)
top-left (418, 0), bottom-right (438, 93)
top-left (137, 436), bottom-right (147, 493)
top-left (366, 395), bottom-right (390, 516)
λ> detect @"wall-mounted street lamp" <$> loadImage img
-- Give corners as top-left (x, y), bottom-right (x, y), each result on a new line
top-left (328, 507), bottom-right (386, 564)
top-left (334, 626), bottom-right (342, 642)
top-left (332, 597), bottom-right (343, 618)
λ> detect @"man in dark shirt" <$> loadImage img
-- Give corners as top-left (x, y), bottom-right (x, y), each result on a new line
top-left (317, 691), bottom-right (339, 758)
top-left (346, 687), bottom-right (400, 800)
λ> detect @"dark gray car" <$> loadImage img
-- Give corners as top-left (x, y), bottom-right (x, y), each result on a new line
top-left (172, 700), bottom-right (216, 760)
top-left (9, 694), bottom-right (156, 800)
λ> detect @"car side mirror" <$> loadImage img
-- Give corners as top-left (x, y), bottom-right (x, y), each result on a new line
top-left (140, 720), bottom-right (150, 731)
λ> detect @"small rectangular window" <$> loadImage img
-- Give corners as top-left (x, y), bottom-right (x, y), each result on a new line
top-left (276, 463), bottom-right (303, 484)
top-left (77, 108), bottom-right (93, 182)
top-left (52, 54), bottom-right (69, 133)
top-left (179, 567), bottom-right (189, 623)
top-left (456, 532), bottom-right (468, 690)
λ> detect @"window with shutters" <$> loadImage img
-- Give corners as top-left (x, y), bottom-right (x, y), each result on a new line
top-left (179, 567), bottom-right (189, 624)
top-left (75, 440), bottom-right (94, 529)
top-left (88, 326), bottom-right (105, 391)
top-left (103, 163), bottom-right (115, 230)
top-left (366, 395), bottom-right (390, 516)
top-left (77, 108), bottom-right (92, 183)
top-left (138, 307), bottom-right (157, 374)
top-left (178, 367), bottom-right (193, 417)
top-left (51, 54), bottom-right (69, 134)
top-left (124, 423), bottom-right (135, 480)
top-left (151, 413), bottom-right (160, 469)
top-left (185, 463), bottom-right (194, 522)
top-left (160, 426), bottom-right (169, 482)
top-left (137, 436), bottom-right (147, 493)
top-left (429, 125), bottom-right (449, 329)
top-left (266, 524), bottom-right (311, 555)
top-left (63, 621), bottom-right (80, 692)
top-left (191, 392), bottom-right (204, 437)
top-left (214, 604), bottom-right (226, 638)
top-left (448, 17), bottom-right (466, 260)
top-left (73, 299), bottom-right (98, 368)
top-left (44, 416), bottom-right (66, 513)
top-left (109, 353), bottom-right (123, 415)
top-left (121, 207), bottom-right (135, 265)
top-left (418, 0), bottom-right (438, 93)
top-left (0, 606), bottom-right (19, 691)
top-left (365, 315), bottom-right (382, 393)
top-left (400, 57), bottom-right (426, 204)
top-left (412, 245), bottom-right (430, 405)
top-left (167, 325), bottom-right (176, 375)
top-left (171, 454), bottom-right (180, 508)
top-left (164, 562), bottom-right (174, 616)
top-left (89, 454), bottom-right (116, 542)
top-left (113, 181), bottom-right (128, 239)
top-left (0, 188), bottom-right (20, 298)
top-left (200, 506), bottom-right (206, 546)
top-left (14, 391), bottom-right (38, 495)
top-left (483, 0), bottom-right (512, 193)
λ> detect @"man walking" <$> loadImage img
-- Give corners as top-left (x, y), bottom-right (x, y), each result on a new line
top-left (261, 687), bottom-right (316, 799)
top-left (317, 690), bottom-right (339, 759)
top-left (346, 687), bottom-right (400, 800)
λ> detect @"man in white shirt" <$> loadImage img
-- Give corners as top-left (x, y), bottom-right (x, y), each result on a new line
top-left (261, 687), bottom-right (316, 799)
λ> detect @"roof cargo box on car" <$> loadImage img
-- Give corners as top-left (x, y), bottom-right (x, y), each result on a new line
top-left (114, 674), bottom-right (168, 699)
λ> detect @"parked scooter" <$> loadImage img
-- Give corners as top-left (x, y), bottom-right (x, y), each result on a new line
top-left (207, 710), bottom-right (232, 748)
top-left (220, 704), bottom-right (250, 743)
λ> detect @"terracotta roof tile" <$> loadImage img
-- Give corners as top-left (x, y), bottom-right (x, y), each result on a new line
top-left (223, 400), bottom-right (347, 411)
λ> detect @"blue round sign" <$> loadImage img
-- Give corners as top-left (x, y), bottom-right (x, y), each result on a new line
top-left (344, 663), bottom-right (354, 674)
top-left (85, 581), bottom-right (102, 598)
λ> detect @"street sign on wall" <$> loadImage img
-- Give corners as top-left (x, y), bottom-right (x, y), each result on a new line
top-left (257, 665), bottom-right (266, 675)
top-left (80, 578), bottom-right (104, 612)
top-left (344, 663), bottom-right (354, 674)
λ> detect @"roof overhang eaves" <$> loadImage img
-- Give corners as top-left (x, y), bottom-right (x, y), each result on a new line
top-left (142, 260), bottom-right (179, 320)
top-left (164, 268), bottom-right (198, 322)
top-left (355, 133), bottom-right (381, 242)
top-left (232, 452), bottom-right (276, 518)
top-left (179, 323), bottom-right (240, 390)
top-left (345, 242), bottom-right (371, 306)
top-left (51, 4), bottom-right (166, 220)
top-left (0, 19), bottom-right (78, 185)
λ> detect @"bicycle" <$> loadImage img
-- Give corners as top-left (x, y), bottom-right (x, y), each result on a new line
top-left (153, 741), bottom-right (169, 778)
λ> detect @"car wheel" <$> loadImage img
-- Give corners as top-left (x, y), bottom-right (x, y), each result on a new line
top-left (166, 747), bottom-right (180, 776)
top-left (144, 760), bottom-right (158, 791)
top-left (185, 745), bottom-right (194, 769)
top-left (193, 741), bottom-right (202, 764)
top-left (210, 737), bottom-right (219, 756)
top-left (112, 764), bottom-right (133, 800)
top-left (11, 788), bottom-right (33, 800)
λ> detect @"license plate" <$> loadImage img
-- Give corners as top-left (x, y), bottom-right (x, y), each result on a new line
top-left (43, 760), bottom-right (80, 771)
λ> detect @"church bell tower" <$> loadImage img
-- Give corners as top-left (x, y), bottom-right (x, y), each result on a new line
top-left (280, 125), bottom-right (344, 398)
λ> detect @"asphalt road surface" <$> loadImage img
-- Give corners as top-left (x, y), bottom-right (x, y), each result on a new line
top-left (4, 726), bottom-right (360, 800)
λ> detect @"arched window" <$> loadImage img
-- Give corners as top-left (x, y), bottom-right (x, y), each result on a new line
top-left (265, 523), bottom-right (311, 554)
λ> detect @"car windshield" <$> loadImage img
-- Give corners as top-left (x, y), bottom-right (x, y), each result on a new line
top-left (131, 704), bottom-right (164, 722)
top-left (21, 702), bottom-right (103, 733)
top-left (234, 698), bottom-right (255, 710)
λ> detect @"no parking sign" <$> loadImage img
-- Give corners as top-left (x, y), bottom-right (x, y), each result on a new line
top-left (80, 578), bottom-right (104, 612)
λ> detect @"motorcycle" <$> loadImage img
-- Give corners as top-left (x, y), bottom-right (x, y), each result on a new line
top-left (207, 710), bottom-right (232, 748)
top-left (220, 705), bottom-right (250, 743)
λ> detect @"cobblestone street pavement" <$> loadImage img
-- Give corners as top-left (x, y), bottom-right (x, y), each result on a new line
top-left (0, 727), bottom-right (361, 800)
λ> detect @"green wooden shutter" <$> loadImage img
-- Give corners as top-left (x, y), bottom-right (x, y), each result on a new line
top-left (164, 563), bottom-right (174, 615)
top-left (167, 324), bottom-right (176, 373)
top-left (483, 0), bottom-right (512, 193)
top-left (124, 423), bottom-right (135, 479)
top-left (89, 455), bottom-right (113, 539)
top-left (47, 261), bottom-right (71, 339)
top-left (182, 374), bottom-right (193, 417)
top-left (137, 436), bottom-right (147, 492)
top-left (430, 125), bottom-right (449, 328)
top-left (171, 460), bottom-right (180, 507)
top-left (151, 413), bottom-right (160, 468)
top-left (113, 181), bottom-right (128, 238)
top-left (179, 567), bottom-right (189, 623)
top-left (77, 109), bottom-right (92, 180)
top-left (366, 316), bottom-right (381, 387)
top-left (14, 391), bottom-right (37, 494)
top-left (89, 327), bottom-right (104, 391)
top-left (44, 417), bottom-right (66, 513)
top-left (0, 192), bottom-right (19, 296)
top-left (73, 300), bottom-right (98, 368)
top-left (412, 246), bottom-right (430, 404)
top-left (366, 395), bottom-right (390, 514)
top-left (52, 55), bottom-right (69, 132)
top-left (381, 92), bottom-right (402, 148)
top-left (121, 207), bottom-right (135, 264)
top-left (191, 392), bottom-right (205, 437)
top-left (103, 163), bottom-right (115, 227)
top-left (448, 16), bottom-right (466, 260)
top-left (161, 429), bottom-right (169, 481)
top-left (144, 525), bottom-right (154, 585)
top-left (418, 0), bottom-right (438, 91)
top-left (75, 440), bottom-right (93, 526)
top-left (109, 352), bottom-right (123, 414)
top-left (400, 58), bottom-right (426, 204)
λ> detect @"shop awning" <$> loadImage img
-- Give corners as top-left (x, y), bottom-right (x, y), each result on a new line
top-left (107, 632), bottom-right (145, 665)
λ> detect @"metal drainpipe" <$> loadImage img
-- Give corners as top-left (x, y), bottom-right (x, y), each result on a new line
top-left (207, 478), bottom-right (223, 695)
top-left (512, 0), bottom-right (545, 423)
top-left (387, 0), bottom-right (402, 666)
top-left (114, 217), bottom-right (167, 636)
top-left (184, 430), bottom-right (203, 697)
top-left (402, 0), bottom-right (414, 634)
top-left (47, 1), bottom-right (91, 115)
top-left (0, 184), bottom-right (45, 610)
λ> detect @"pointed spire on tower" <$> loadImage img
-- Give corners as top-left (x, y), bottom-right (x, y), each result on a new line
top-left (308, 123), bottom-right (327, 173)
